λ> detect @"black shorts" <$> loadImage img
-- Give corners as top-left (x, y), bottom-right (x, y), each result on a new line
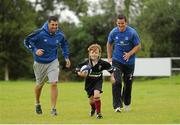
top-left (85, 77), bottom-right (103, 98)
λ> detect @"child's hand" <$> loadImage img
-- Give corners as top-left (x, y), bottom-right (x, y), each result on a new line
top-left (77, 71), bottom-right (88, 77)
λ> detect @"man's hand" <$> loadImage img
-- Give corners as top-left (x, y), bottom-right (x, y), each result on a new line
top-left (65, 58), bottom-right (71, 68)
top-left (36, 49), bottom-right (44, 56)
top-left (108, 58), bottom-right (112, 64)
top-left (123, 44), bottom-right (141, 62)
top-left (123, 52), bottom-right (131, 62)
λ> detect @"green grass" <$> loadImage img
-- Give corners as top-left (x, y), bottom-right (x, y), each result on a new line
top-left (0, 76), bottom-right (180, 124)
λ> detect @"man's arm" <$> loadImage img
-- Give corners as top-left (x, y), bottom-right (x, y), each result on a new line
top-left (60, 37), bottom-right (71, 68)
top-left (24, 31), bottom-right (45, 56)
top-left (23, 29), bottom-right (42, 53)
top-left (106, 42), bottom-right (113, 63)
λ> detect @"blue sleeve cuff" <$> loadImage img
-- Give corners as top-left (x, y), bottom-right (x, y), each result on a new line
top-left (33, 48), bottom-right (38, 54)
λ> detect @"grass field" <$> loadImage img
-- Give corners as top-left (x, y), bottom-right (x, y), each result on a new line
top-left (0, 76), bottom-right (180, 124)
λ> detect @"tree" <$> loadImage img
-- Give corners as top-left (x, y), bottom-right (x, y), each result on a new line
top-left (31, 0), bottom-right (64, 26)
top-left (31, 0), bottom-right (88, 27)
top-left (58, 0), bottom-right (117, 80)
top-left (136, 0), bottom-right (180, 57)
top-left (60, 0), bottom-right (88, 16)
top-left (0, 0), bottom-right (37, 80)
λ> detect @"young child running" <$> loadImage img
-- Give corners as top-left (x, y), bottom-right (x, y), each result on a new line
top-left (76, 43), bottom-right (114, 119)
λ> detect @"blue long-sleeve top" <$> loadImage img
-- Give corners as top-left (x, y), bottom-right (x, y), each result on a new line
top-left (24, 21), bottom-right (69, 63)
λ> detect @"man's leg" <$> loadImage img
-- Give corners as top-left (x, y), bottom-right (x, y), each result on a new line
top-left (123, 64), bottom-right (134, 111)
top-left (33, 61), bottom-right (48, 114)
top-left (50, 82), bottom-right (58, 116)
top-left (47, 59), bottom-right (59, 116)
top-left (35, 84), bottom-right (44, 114)
top-left (51, 82), bottom-right (58, 109)
top-left (35, 85), bottom-right (43, 104)
top-left (112, 60), bottom-right (123, 111)
top-left (123, 73), bottom-right (133, 106)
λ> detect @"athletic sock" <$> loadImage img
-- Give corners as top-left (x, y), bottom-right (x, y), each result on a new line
top-left (95, 100), bottom-right (101, 114)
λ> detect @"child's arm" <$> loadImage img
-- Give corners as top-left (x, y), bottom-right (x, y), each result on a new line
top-left (75, 60), bottom-right (89, 77)
top-left (102, 60), bottom-right (115, 83)
top-left (77, 71), bottom-right (88, 77)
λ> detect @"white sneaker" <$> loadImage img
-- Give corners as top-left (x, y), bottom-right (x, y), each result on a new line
top-left (124, 105), bottom-right (130, 112)
top-left (115, 107), bottom-right (122, 112)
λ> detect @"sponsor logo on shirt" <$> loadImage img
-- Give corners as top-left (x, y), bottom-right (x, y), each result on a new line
top-left (118, 41), bottom-right (129, 46)
top-left (120, 41), bottom-right (124, 44)
top-left (125, 36), bottom-right (129, 40)
top-left (44, 39), bottom-right (47, 42)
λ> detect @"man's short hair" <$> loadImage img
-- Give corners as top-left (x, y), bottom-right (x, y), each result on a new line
top-left (48, 16), bottom-right (58, 23)
top-left (117, 14), bottom-right (127, 22)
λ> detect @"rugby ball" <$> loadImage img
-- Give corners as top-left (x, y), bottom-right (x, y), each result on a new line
top-left (80, 65), bottom-right (92, 74)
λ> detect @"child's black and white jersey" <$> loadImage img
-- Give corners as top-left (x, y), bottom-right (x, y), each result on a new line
top-left (76, 59), bottom-right (114, 97)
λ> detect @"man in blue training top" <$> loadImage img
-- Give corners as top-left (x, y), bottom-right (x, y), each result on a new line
top-left (24, 16), bottom-right (71, 116)
top-left (107, 14), bottom-right (141, 112)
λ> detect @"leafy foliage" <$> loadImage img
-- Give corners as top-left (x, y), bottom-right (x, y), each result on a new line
top-left (61, 0), bottom-right (88, 16)
top-left (136, 0), bottom-right (180, 57)
top-left (0, 0), bottom-right (37, 79)
top-left (1, 0), bottom-right (180, 80)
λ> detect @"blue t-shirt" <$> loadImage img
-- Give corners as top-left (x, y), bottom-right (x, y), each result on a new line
top-left (107, 26), bottom-right (140, 65)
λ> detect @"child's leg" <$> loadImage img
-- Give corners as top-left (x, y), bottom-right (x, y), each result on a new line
top-left (94, 90), bottom-right (101, 114)
top-left (89, 96), bottom-right (95, 111)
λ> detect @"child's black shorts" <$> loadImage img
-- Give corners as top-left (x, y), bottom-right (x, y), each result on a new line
top-left (85, 78), bottom-right (103, 98)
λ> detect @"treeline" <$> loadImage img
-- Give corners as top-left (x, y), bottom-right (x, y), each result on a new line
top-left (0, 0), bottom-right (179, 80)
